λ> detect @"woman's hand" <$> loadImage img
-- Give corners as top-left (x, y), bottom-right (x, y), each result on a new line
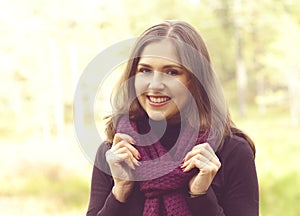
top-left (181, 143), bottom-right (221, 196)
top-left (105, 133), bottom-right (141, 202)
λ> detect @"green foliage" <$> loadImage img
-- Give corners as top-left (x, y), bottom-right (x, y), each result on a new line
top-left (260, 172), bottom-right (300, 216)
top-left (231, 105), bottom-right (300, 215)
top-left (0, 163), bottom-right (90, 210)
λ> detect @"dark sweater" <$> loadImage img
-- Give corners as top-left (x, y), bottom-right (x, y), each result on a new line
top-left (86, 134), bottom-right (259, 216)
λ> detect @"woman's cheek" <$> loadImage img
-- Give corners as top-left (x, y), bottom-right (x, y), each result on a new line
top-left (134, 75), bottom-right (147, 96)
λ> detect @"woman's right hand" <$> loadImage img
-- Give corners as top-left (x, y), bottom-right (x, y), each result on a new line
top-left (105, 133), bottom-right (141, 202)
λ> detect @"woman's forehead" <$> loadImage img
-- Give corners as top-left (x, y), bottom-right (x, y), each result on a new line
top-left (140, 40), bottom-right (180, 63)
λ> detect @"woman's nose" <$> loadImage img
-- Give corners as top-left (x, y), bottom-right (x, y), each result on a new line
top-left (148, 71), bottom-right (164, 90)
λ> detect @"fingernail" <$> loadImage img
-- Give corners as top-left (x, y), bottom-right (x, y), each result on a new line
top-left (138, 154), bottom-right (142, 160)
top-left (131, 139), bottom-right (136, 144)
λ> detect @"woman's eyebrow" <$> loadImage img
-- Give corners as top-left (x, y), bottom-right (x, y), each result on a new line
top-left (163, 65), bottom-right (183, 69)
top-left (137, 63), bottom-right (183, 69)
top-left (137, 63), bottom-right (152, 67)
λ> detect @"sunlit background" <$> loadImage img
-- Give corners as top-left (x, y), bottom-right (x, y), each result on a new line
top-left (1, 0), bottom-right (299, 215)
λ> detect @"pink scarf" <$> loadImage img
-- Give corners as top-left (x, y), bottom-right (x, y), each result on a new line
top-left (116, 115), bottom-right (208, 216)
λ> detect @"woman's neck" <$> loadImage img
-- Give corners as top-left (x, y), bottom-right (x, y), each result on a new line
top-left (149, 119), bottom-right (181, 151)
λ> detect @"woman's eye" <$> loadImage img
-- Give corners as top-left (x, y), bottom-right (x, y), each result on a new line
top-left (166, 70), bottom-right (179, 75)
top-left (138, 68), bottom-right (151, 73)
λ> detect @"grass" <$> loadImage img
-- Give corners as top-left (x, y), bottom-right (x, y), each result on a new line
top-left (260, 172), bottom-right (300, 216)
top-left (0, 161), bottom-right (90, 214)
top-left (231, 105), bottom-right (300, 216)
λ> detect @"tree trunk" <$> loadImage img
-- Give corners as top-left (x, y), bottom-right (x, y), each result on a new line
top-left (234, 0), bottom-right (247, 118)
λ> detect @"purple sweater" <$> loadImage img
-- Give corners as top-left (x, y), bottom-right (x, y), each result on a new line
top-left (86, 134), bottom-right (259, 216)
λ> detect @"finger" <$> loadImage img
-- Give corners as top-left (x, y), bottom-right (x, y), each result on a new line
top-left (107, 146), bottom-right (132, 163)
top-left (189, 143), bottom-right (215, 159)
top-left (182, 154), bottom-right (220, 172)
top-left (182, 156), bottom-right (209, 172)
top-left (185, 160), bottom-right (213, 173)
top-left (182, 152), bottom-right (218, 171)
top-left (202, 142), bottom-right (215, 155)
top-left (192, 145), bottom-right (221, 168)
top-left (181, 155), bottom-right (199, 172)
top-left (108, 148), bottom-right (136, 170)
top-left (125, 155), bottom-right (136, 170)
top-left (112, 140), bottom-right (141, 160)
top-left (207, 156), bottom-right (221, 169)
top-left (116, 152), bottom-right (135, 169)
top-left (183, 146), bottom-right (212, 163)
top-left (114, 147), bottom-right (141, 168)
top-left (182, 150), bottom-right (217, 169)
top-left (106, 148), bottom-right (128, 164)
top-left (196, 160), bottom-right (221, 174)
top-left (113, 133), bottom-right (136, 145)
top-left (191, 142), bottom-right (215, 155)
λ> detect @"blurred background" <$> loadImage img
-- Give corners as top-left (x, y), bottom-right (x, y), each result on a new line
top-left (0, 0), bottom-right (299, 215)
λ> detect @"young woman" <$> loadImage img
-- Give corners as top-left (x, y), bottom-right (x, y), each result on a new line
top-left (86, 20), bottom-right (259, 216)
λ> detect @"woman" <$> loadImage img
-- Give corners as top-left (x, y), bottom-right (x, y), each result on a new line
top-left (86, 20), bottom-right (259, 216)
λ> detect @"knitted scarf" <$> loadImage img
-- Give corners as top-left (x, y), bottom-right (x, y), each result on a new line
top-left (116, 115), bottom-right (208, 216)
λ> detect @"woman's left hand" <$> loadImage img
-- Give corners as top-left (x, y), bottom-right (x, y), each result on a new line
top-left (181, 142), bottom-right (221, 195)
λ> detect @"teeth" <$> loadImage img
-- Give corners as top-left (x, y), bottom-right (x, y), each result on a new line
top-left (149, 96), bottom-right (169, 103)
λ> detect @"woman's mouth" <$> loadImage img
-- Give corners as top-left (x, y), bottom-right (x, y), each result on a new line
top-left (147, 96), bottom-right (171, 106)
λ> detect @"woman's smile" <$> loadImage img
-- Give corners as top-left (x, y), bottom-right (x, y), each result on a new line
top-left (147, 95), bottom-right (171, 106)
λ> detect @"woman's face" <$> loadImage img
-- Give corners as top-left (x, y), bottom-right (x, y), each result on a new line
top-left (134, 40), bottom-right (191, 122)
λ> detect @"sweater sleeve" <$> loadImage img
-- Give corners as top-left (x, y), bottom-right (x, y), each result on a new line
top-left (186, 136), bottom-right (259, 216)
top-left (86, 143), bottom-right (128, 216)
top-left (187, 186), bottom-right (225, 215)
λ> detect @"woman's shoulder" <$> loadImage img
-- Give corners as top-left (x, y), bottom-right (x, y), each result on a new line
top-left (217, 134), bottom-right (255, 162)
top-left (96, 141), bottom-right (112, 154)
top-left (94, 141), bottom-right (112, 174)
top-left (95, 141), bottom-right (112, 161)
top-left (214, 134), bottom-right (257, 187)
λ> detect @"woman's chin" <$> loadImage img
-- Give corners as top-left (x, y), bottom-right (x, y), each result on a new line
top-left (147, 112), bottom-right (166, 121)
